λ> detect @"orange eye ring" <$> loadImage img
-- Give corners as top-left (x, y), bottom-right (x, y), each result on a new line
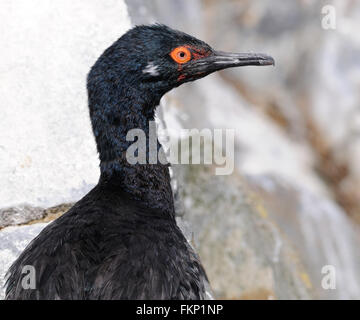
top-left (170, 46), bottom-right (191, 64)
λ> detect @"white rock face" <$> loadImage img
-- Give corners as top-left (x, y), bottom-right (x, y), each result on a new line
top-left (0, 0), bottom-right (132, 299)
top-left (0, 0), bottom-right (131, 211)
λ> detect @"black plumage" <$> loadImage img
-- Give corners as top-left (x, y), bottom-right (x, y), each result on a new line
top-left (5, 24), bottom-right (274, 300)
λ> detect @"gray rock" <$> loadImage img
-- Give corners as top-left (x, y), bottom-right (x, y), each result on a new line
top-left (127, 0), bottom-right (360, 299)
top-left (0, 206), bottom-right (45, 229)
top-left (175, 164), bottom-right (311, 299)
top-left (247, 175), bottom-right (360, 299)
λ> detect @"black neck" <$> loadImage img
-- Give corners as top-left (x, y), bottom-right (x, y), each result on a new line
top-left (87, 63), bottom-right (175, 218)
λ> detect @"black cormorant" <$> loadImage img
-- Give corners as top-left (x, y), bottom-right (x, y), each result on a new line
top-left (5, 24), bottom-right (274, 299)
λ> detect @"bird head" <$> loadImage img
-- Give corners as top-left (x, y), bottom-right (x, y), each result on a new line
top-left (93, 24), bottom-right (274, 101)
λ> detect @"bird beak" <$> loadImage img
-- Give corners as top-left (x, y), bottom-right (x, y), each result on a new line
top-left (184, 51), bottom-right (275, 78)
top-left (212, 51), bottom-right (275, 67)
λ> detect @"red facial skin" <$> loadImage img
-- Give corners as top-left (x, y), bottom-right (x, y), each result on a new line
top-left (174, 45), bottom-right (211, 82)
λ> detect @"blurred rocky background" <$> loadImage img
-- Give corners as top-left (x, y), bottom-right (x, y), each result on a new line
top-left (1, 0), bottom-right (360, 300)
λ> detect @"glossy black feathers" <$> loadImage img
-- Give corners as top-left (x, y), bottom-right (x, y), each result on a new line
top-left (6, 186), bottom-right (208, 299)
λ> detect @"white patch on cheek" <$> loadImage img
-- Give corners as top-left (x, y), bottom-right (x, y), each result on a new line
top-left (142, 62), bottom-right (160, 76)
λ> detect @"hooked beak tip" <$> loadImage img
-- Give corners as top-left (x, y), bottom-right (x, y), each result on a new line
top-left (259, 56), bottom-right (275, 66)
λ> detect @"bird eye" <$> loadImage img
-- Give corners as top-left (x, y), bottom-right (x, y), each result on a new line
top-left (170, 47), bottom-right (191, 64)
